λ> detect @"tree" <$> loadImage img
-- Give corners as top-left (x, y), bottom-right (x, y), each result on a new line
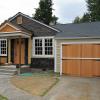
top-left (73, 13), bottom-right (90, 23)
top-left (73, 16), bottom-right (80, 23)
top-left (51, 15), bottom-right (58, 25)
top-left (33, 0), bottom-right (58, 25)
top-left (87, 0), bottom-right (100, 21)
top-left (73, 0), bottom-right (100, 23)
top-left (80, 13), bottom-right (90, 23)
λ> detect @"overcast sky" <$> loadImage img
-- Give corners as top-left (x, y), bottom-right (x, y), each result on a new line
top-left (0, 0), bottom-right (87, 24)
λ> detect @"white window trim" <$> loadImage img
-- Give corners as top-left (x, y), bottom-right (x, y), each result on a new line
top-left (0, 39), bottom-right (7, 56)
top-left (32, 37), bottom-right (54, 58)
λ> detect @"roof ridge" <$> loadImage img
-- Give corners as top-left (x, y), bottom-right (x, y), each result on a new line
top-left (54, 21), bottom-right (100, 26)
top-left (8, 12), bottom-right (60, 32)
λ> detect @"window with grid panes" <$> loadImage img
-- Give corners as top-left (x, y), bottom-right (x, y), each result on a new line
top-left (35, 39), bottom-right (42, 55)
top-left (34, 38), bottom-right (53, 56)
top-left (0, 39), bottom-right (7, 56)
top-left (45, 39), bottom-right (53, 55)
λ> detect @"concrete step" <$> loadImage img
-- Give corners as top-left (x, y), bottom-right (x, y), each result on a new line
top-left (0, 65), bottom-right (16, 70)
top-left (0, 65), bottom-right (17, 76)
top-left (0, 69), bottom-right (17, 73)
top-left (0, 72), bottom-right (14, 75)
top-left (0, 74), bottom-right (13, 78)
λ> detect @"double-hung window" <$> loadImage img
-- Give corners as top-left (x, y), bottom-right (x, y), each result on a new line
top-left (0, 39), bottom-right (7, 56)
top-left (33, 37), bottom-right (54, 57)
top-left (35, 39), bottom-right (42, 55)
top-left (45, 39), bottom-right (53, 55)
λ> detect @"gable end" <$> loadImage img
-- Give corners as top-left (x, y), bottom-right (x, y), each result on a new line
top-left (9, 12), bottom-right (60, 33)
top-left (0, 23), bottom-right (20, 32)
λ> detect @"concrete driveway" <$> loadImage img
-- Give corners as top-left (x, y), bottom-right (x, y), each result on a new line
top-left (0, 75), bottom-right (100, 100)
top-left (44, 76), bottom-right (100, 100)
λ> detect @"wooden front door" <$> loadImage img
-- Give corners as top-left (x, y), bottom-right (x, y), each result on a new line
top-left (14, 39), bottom-right (25, 64)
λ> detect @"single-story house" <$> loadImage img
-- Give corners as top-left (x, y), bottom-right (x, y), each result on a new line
top-left (0, 12), bottom-right (100, 77)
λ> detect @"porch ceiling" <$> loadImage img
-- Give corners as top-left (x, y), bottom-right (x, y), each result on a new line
top-left (0, 31), bottom-right (31, 38)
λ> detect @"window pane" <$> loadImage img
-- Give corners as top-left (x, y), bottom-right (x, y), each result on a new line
top-left (45, 38), bottom-right (53, 55)
top-left (0, 40), bottom-right (7, 55)
top-left (35, 39), bottom-right (42, 55)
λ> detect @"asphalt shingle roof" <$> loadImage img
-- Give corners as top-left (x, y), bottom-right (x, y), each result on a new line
top-left (8, 12), bottom-right (58, 36)
top-left (53, 22), bottom-right (100, 39)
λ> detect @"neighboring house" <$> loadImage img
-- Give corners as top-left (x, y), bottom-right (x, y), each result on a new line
top-left (0, 12), bottom-right (100, 77)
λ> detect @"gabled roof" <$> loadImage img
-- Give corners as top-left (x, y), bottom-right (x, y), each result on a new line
top-left (0, 21), bottom-right (20, 31)
top-left (53, 22), bottom-right (100, 39)
top-left (0, 21), bottom-right (31, 38)
top-left (0, 20), bottom-right (32, 34)
top-left (8, 12), bottom-right (59, 32)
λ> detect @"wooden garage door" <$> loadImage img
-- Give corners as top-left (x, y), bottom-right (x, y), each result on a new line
top-left (62, 44), bottom-right (100, 77)
top-left (62, 44), bottom-right (81, 76)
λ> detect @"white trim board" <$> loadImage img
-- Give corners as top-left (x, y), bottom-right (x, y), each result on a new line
top-left (62, 57), bottom-right (100, 60)
top-left (33, 36), bottom-right (54, 39)
top-left (0, 32), bottom-right (30, 38)
top-left (0, 23), bottom-right (20, 31)
top-left (55, 37), bottom-right (100, 40)
top-left (54, 39), bottom-right (57, 72)
top-left (32, 56), bottom-right (54, 58)
top-left (61, 41), bottom-right (100, 44)
top-left (9, 12), bottom-right (60, 32)
top-left (60, 43), bottom-right (62, 75)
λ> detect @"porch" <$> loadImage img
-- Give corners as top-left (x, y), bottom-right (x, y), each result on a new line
top-left (0, 31), bottom-right (32, 67)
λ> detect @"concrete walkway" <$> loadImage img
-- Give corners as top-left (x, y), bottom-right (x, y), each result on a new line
top-left (0, 75), bottom-right (42, 100)
top-left (44, 76), bottom-right (100, 100)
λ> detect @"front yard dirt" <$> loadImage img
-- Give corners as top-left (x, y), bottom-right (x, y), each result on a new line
top-left (11, 73), bottom-right (59, 96)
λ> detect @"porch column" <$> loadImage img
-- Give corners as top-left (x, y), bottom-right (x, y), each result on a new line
top-left (18, 37), bottom-right (21, 74)
top-left (28, 38), bottom-right (32, 64)
top-left (8, 39), bottom-right (11, 64)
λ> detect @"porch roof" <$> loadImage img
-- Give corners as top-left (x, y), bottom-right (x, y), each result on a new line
top-left (0, 31), bottom-right (31, 38)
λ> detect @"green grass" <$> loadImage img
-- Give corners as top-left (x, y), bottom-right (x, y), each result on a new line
top-left (19, 70), bottom-right (60, 77)
top-left (20, 73), bottom-right (33, 76)
top-left (0, 95), bottom-right (8, 100)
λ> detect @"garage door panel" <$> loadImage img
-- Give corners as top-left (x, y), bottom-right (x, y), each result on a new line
top-left (62, 45), bottom-right (81, 58)
top-left (93, 45), bottom-right (100, 58)
top-left (80, 60), bottom-right (93, 77)
top-left (93, 60), bottom-right (100, 76)
top-left (62, 60), bottom-right (80, 76)
top-left (62, 60), bottom-right (67, 74)
top-left (68, 60), bottom-right (80, 76)
top-left (69, 45), bottom-right (81, 58)
top-left (62, 45), bottom-right (67, 58)
top-left (81, 44), bottom-right (93, 58)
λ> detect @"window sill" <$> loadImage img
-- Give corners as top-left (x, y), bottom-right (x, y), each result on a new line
top-left (32, 55), bottom-right (54, 58)
top-left (0, 55), bottom-right (7, 57)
